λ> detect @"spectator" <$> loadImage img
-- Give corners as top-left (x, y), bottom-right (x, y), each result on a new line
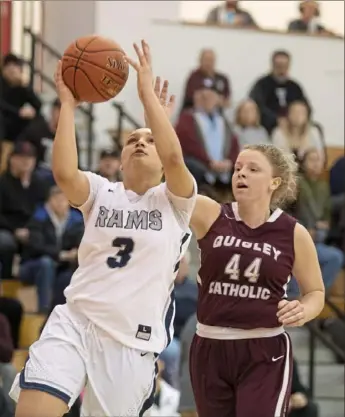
top-left (294, 148), bottom-right (344, 291)
top-left (160, 253), bottom-right (197, 389)
top-left (18, 98), bottom-right (82, 183)
top-left (289, 358), bottom-right (319, 417)
top-left (181, 49), bottom-right (230, 111)
top-left (328, 156), bottom-right (345, 256)
top-left (96, 149), bottom-right (121, 182)
top-left (233, 99), bottom-right (270, 149)
top-left (178, 313), bottom-right (197, 417)
top-left (206, 1), bottom-right (257, 29)
top-left (151, 359), bottom-right (180, 417)
top-left (271, 100), bottom-right (324, 162)
top-left (176, 80), bottom-right (239, 190)
top-left (249, 50), bottom-right (310, 134)
top-left (0, 54), bottom-right (41, 170)
top-left (19, 186), bottom-right (83, 313)
top-left (0, 313), bottom-right (15, 411)
top-left (288, 1), bottom-right (334, 36)
top-left (0, 142), bottom-right (48, 279)
top-left (0, 292), bottom-right (23, 351)
top-left (0, 385), bottom-right (13, 417)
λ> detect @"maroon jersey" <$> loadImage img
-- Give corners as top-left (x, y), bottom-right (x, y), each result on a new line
top-left (197, 202), bottom-right (297, 329)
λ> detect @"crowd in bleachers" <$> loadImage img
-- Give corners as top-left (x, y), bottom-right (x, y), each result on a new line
top-left (0, 1), bottom-right (344, 416)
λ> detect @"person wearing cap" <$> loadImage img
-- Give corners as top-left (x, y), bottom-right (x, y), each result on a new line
top-left (288, 1), bottom-right (335, 36)
top-left (181, 49), bottom-right (231, 111)
top-left (0, 141), bottom-right (48, 279)
top-left (0, 53), bottom-right (42, 171)
top-left (176, 79), bottom-right (239, 191)
top-left (96, 149), bottom-right (121, 182)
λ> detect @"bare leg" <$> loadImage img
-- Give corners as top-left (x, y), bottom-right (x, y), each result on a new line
top-left (15, 390), bottom-right (68, 417)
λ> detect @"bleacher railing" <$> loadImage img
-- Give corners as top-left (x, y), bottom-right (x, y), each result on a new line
top-left (23, 27), bottom-right (94, 170)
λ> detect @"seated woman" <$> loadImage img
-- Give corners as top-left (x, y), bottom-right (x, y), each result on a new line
top-left (271, 100), bottom-right (325, 163)
top-left (291, 148), bottom-right (344, 294)
top-left (233, 99), bottom-right (270, 149)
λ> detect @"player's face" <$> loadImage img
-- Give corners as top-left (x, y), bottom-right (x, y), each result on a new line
top-left (121, 128), bottom-right (162, 175)
top-left (232, 150), bottom-right (280, 204)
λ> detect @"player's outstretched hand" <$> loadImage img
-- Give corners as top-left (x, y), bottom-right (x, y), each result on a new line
top-left (54, 61), bottom-right (79, 107)
top-left (276, 299), bottom-right (306, 327)
top-left (154, 76), bottom-right (176, 119)
top-left (125, 40), bottom-right (154, 100)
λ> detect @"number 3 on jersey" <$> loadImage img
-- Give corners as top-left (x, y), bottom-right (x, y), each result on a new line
top-left (225, 254), bottom-right (262, 283)
top-left (107, 237), bottom-right (134, 269)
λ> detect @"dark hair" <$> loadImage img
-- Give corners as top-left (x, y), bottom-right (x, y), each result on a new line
top-left (271, 50), bottom-right (291, 62)
top-left (51, 98), bottom-right (61, 109)
top-left (2, 53), bottom-right (23, 68)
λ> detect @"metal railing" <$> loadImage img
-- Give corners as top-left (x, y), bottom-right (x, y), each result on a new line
top-left (112, 102), bottom-right (141, 146)
top-left (306, 320), bottom-right (345, 401)
top-left (23, 27), bottom-right (95, 169)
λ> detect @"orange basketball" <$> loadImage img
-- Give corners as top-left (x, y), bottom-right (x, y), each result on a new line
top-left (61, 35), bottom-right (129, 103)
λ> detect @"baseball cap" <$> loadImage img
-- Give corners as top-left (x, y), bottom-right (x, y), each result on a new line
top-left (2, 53), bottom-right (23, 68)
top-left (100, 149), bottom-right (120, 159)
top-left (12, 141), bottom-right (36, 157)
top-left (195, 77), bottom-right (220, 94)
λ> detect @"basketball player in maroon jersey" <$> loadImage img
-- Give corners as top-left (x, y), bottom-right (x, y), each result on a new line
top-left (187, 144), bottom-right (325, 417)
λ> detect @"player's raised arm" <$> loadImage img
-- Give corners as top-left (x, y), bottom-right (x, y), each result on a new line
top-left (52, 61), bottom-right (103, 210)
top-left (277, 223), bottom-right (325, 326)
top-left (125, 40), bottom-right (194, 199)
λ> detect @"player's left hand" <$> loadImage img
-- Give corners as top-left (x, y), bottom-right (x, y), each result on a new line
top-left (125, 40), bottom-right (154, 100)
top-left (277, 299), bottom-right (306, 327)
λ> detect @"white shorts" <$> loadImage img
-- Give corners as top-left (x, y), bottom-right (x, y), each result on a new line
top-left (9, 303), bottom-right (158, 416)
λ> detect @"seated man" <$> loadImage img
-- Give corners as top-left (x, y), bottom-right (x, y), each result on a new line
top-left (18, 98), bottom-right (83, 184)
top-left (0, 142), bottom-right (48, 279)
top-left (19, 186), bottom-right (84, 313)
top-left (176, 79), bottom-right (239, 193)
top-left (95, 149), bottom-right (121, 182)
top-left (0, 53), bottom-right (41, 171)
top-left (0, 312), bottom-right (15, 412)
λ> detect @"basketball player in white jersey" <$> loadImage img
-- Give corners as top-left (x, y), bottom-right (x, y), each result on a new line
top-left (10, 41), bottom-right (197, 417)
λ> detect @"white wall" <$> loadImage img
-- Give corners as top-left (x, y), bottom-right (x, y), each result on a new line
top-left (93, 1), bottom-right (180, 147)
top-left (180, 1), bottom-right (345, 36)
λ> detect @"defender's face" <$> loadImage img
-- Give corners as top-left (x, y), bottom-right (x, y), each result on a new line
top-left (121, 128), bottom-right (162, 174)
top-left (232, 150), bottom-right (279, 204)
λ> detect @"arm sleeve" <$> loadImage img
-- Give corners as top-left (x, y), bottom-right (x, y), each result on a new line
top-left (163, 177), bottom-right (198, 231)
top-left (73, 172), bottom-right (109, 220)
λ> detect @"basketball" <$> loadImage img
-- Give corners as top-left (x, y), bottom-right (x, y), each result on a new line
top-left (61, 35), bottom-right (129, 103)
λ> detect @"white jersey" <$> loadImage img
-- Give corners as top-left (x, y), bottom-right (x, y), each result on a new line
top-left (64, 172), bottom-right (196, 354)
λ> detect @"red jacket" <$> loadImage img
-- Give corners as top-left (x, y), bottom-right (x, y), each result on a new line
top-left (176, 109), bottom-right (240, 167)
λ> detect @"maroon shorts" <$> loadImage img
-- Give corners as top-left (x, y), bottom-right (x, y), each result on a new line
top-left (189, 332), bottom-right (292, 417)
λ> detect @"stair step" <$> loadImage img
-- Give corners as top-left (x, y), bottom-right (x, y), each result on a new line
top-left (2, 279), bottom-right (22, 298)
top-left (12, 349), bottom-right (28, 372)
top-left (298, 363), bottom-right (344, 399)
top-left (318, 296), bottom-right (345, 319)
top-left (19, 313), bottom-right (46, 348)
top-left (317, 398), bottom-right (345, 417)
top-left (16, 286), bottom-right (38, 313)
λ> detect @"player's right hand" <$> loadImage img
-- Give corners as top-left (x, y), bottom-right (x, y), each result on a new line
top-left (125, 40), bottom-right (154, 100)
top-left (54, 61), bottom-right (79, 107)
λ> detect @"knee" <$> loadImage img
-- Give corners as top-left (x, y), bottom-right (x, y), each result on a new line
top-left (327, 247), bottom-right (344, 268)
top-left (0, 230), bottom-right (17, 253)
top-left (38, 256), bottom-right (56, 270)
